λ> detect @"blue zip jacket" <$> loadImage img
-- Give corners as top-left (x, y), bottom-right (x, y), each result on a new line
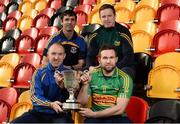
top-left (31, 63), bottom-right (69, 114)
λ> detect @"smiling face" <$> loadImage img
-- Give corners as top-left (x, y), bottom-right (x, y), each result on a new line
top-left (47, 43), bottom-right (66, 68)
top-left (99, 8), bottom-right (116, 28)
top-left (61, 15), bottom-right (76, 32)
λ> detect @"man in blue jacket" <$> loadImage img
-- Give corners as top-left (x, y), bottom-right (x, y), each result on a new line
top-left (11, 42), bottom-right (73, 123)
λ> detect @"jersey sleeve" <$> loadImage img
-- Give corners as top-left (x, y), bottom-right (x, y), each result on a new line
top-left (118, 73), bottom-right (133, 99)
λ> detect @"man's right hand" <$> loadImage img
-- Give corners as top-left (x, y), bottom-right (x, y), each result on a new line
top-left (50, 101), bottom-right (63, 113)
top-left (80, 71), bottom-right (90, 85)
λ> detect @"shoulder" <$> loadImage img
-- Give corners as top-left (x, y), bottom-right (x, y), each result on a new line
top-left (116, 68), bottom-right (132, 81)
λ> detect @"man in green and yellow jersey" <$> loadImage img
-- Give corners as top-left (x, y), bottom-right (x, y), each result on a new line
top-left (78, 44), bottom-right (133, 123)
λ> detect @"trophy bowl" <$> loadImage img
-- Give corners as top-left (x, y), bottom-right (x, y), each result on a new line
top-left (62, 70), bottom-right (81, 111)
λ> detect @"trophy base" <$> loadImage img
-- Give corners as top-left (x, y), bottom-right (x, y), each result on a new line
top-left (62, 102), bottom-right (81, 111)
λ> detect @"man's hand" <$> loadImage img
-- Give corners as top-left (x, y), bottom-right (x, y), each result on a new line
top-left (79, 108), bottom-right (96, 118)
top-left (80, 71), bottom-right (90, 85)
top-left (54, 71), bottom-right (64, 88)
top-left (50, 101), bottom-right (63, 113)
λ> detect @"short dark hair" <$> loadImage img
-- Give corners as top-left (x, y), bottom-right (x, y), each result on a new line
top-left (99, 4), bottom-right (116, 16)
top-left (60, 10), bottom-right (77, 20)
top-left (98, 44), bottom-right (117, 56)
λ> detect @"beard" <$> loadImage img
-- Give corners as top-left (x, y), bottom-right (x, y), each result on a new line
top-left (102, 65), bottom-right (115, 73)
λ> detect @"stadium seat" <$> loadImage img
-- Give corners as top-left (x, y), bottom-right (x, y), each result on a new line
top-left (0, 87), bottom-right (18, 107)
top-left (0, 11), bottom-right (7, 21)
top-left (154, 52), bottom-right (180, 69)
top-left (17, 16), bottom-right (33, 32)
top-left (22, 9), bottom-right (38, 19)
top-left (131, 31), bottom-right (153, 54)
top-left (126, 96), bottom-right (149, 123)
top-left (18, 90), bottom-right (31, 104)
top-left (0, 3), bottom-right (5, 13)
top-left (0, 62), bottom-right (14, 87)
top-left (0, 0), bottom-right (10, 6)
top-left (6, 2), bottom-right (19, 14)
top-left (0, 36), bottom-right (16, 54)
top-left (48, 13), bottom-right (62, 28)
top-left (47, 0), bottom-right (62, 10)
top-left (66, 0), bottom-right (79, 8)
top-left (156, 0), bottom-right (180, 22)
top-left (81, 23), bottom-right (101, 44)
top-left (20, 53), bottom-right (41, 68)
top-left (2, 17), bottom-right (17, 32)
top-left (33, 0), bottom-right (47, 12)
top-left (146, 65), bottom-right (180, 99)
top-left (39, 26), bottom-right (59, 36)
top-left (96, 0), bottom-right (115, 4)
top-left (5, 28), bottom-right (22, 40)
top-left (136, 0), bottom-right (159, 11)
top-left (32, 14), bottom-right (50, 29)
top-left (150, 20), bottom-right (180, 57)
top-left (0, 100), bottom-right (10, 123)
top-left (88, 4), bottom-right (102, 24)
top-left (79, 0), bottom-right (96, 5)
top-left (15, 35), bottom-right (35, 54)
top-left (35, 34), bottom-right (51, 56)
top-left (132, 0), bottom-right (159, 23)
top-left (74, 4), bottom-right (92, 28)
top-left (18, 1), bottom-right (33, 13)
top-left (146, 100), bottom-right (180, 123)
top-left (12, 63), bottom-right (36, 89)
top-left (134, 52), bottom-right (153, 94)
top-left (115, 0), bottom-right (135, 23)
top-left (21, 27), bottom-right (39, 40)
top-left (39, 7), bottom-right (56, 18)
top-left (131, 21), bottom-right (157, 37)
top-left (9, 102), bottom-right (33, 121)
top-left (0, 53), bottom-right (20, 68)
top-left (7, 10), bottom-right (22, 21)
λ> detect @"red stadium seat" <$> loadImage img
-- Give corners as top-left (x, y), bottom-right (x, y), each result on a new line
top-left (12, 63), bottom-right (36, 89)
top-left (79, 0), bottom-right (96, 5)
top-left (0, 100), bottom-right (10, 123)
top-left (16, 35), bottom-right (35, 54)
top-left (21, 53), bottom-right (41, 68)
top-left (150, 20), bottom-right (180, 57)
top-left (47, 0), bottom-right (62, 10)
top-left (126, 96), bottom-right (149, 123)
top-left (2, 17), bottom-right (17, 32)
top-left (0, 3), bottom-right (5, 13)
top-left (39, 7), bottom-right (56, 18)
top-left (33, 14), bottom-right (50, 29)
top-left (35, 34), bottom-right (51, 56)
top-left (21, 27), bottom-right (39, 40)
top-left (0, 87), bottom-right (18, 107)
top-left (7, 10), bottom-right (22, 20)
top-left (39, 26), bottom-right (59, 36)
top-left (74, 4), bottom-right (92, 28)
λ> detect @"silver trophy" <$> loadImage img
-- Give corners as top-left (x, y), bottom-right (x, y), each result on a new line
top-left (62, 70), bottom-right (81, 111)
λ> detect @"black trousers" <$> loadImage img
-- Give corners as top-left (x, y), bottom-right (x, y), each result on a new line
top-left (85, 115), bottom-right (131, 123)
top-left (11, 110), bottom-right (73, 123)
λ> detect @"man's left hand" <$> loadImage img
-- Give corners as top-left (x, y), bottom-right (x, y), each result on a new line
top-left (79, 108), bottom-right (96, 118)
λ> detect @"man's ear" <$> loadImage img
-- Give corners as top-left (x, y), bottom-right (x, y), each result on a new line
top-left (63, 53), bottom-right (66, 59)
top-left (98, 56), bottom-right (101, 64)
top-left (60, 18), bottom-right (63, 24)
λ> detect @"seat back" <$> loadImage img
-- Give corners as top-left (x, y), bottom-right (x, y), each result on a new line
top-left (17, 16), bottom-right (33, 32)
top-left (154, 52), bottom-right (180, 69)
top-left (13, 63), bottom-right (36, 89)
top-left (47, 0), bottom-right (62, 10)
top-left (126, 96), bottom-right (149, 123)
top-left (0, 87), bottom-right (18, 107)
top-left (0, 53), bottom-right (20, 68)
top-left (0, 100), bottom-right (10, 123)
top-left (9, 102), bottom-right (32, 121)
top-left (18, 90), bottom-right (31, 104)
top-left (33, 0), bottom-right (47, 12)
top-left (147, 65), bottom-right (180, 99)
top-left (146, 100), bottom-right (180, 122)
top-left (0, 36), bottom-right (15, 54)
top-left (21, 53), bottom-right (41, 68)
top-left (18, 1), bottom-right (33, 13)
top-left (33, 14), bottom-right (50, 29)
